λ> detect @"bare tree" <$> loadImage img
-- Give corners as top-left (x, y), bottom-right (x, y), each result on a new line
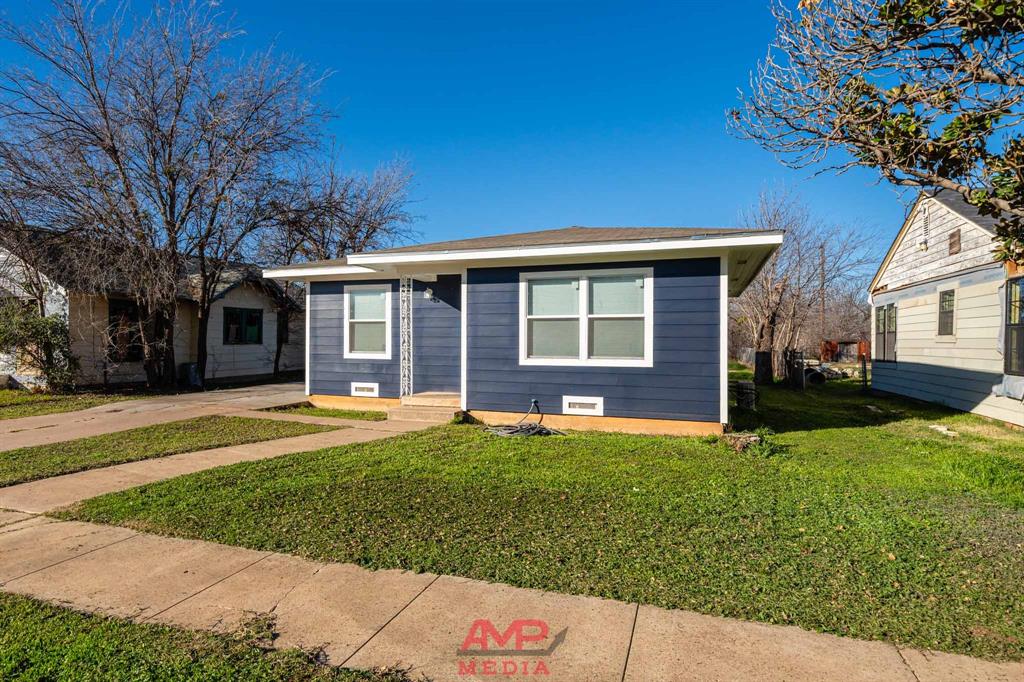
top-left (0, 0), bottom-right (326, 386)
top-left (731, 190), bottom-right (878, 381)
top-left (260, 158), bottom-right (415, 374)
top-left (730, 0), bottom-right (1024, 260)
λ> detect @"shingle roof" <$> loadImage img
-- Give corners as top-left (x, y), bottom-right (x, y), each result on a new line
top-left (1, 225), bottom-right (292, 305)
top-left (928, 191), bottom-right (1002, 233)
top-left (368, 226), bottom-right (754, 255)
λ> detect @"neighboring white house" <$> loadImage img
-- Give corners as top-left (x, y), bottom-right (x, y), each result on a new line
top-left (1, 231), bottom-right (304, 387)
top-left (869, 192), bottom-right (1023, 427)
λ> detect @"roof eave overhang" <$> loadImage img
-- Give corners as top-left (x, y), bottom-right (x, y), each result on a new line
top-left (262, 233), bottom-right (784, 288)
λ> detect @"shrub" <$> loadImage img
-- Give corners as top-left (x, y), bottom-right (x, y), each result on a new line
top-left (0, 302), bottom-right (79, 392)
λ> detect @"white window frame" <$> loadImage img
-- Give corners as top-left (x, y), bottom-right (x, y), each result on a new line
top-left (518, 267), bottom-right (654, 368)
top-left (343, 283), bottom-right (392, 360)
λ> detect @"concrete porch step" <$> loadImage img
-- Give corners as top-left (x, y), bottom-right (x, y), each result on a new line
top-left (400, 392), bottom-right (460, 408)
top-left (387, 405), bottom-right (459, 423)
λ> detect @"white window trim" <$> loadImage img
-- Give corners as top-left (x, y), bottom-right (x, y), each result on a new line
top-left (562, 395), bottom-right (604, 416)
top-left (350, 381), bottom-right (380, 397)
top-left (518, 267), bottom-right (654, 368)
top-left (935, 284), bottom-right (958, 343)
top-left (343, 283), bottom-right (392, 360)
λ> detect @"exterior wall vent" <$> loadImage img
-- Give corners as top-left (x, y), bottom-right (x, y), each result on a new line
top-left (562, 395), bottom-right (604, 416)
top-left (351, 382), bottom-right (380, 397)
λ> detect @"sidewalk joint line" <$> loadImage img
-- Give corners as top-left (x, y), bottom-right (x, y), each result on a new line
top-left (895, 646), bottom-right (922, 682)
top-left (141, 552), bottom-right (274, 623)
top-left (2, 529), bottom-right (141, 586)
top-left (340, 573), bottom-right (441, 668)
top-left (620, 603), bottom-right (640, 682)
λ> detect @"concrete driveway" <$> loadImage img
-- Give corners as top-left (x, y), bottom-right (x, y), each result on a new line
top-left (0, 382), bottom-right (307, 452)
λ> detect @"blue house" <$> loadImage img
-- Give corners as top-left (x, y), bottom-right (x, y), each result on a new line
top-left (264, 226), bottom-right (782, 435)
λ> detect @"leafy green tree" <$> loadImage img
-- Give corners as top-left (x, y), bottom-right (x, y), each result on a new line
top-left (0, 302), bottom-right (78, 392)
top-left (731, 0), bottom-right (1024, 260)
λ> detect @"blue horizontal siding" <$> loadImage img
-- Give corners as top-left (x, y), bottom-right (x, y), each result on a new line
top-left (413, 275), bottom-right (461, 393)
top-left (466, 258), bottom-right (721, 422)
top-left (308, 280), bottom-right (400, 397)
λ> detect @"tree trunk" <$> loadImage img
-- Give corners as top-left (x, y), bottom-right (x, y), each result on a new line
top-left (196, 306), bottom-right (209, 389)
top-left (754, 351), bottom-right (774, 385)
top-left (272, 307), bottom-right (287, 376)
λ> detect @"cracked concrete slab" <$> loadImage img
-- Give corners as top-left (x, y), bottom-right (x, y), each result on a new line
top-left (623, 604), bottom-right (916, 682)
top-left (0, 509), bottom-right (33, 527)
top-left (270, 562), bottom-right (437, 665)
top-left (0, 519), bottom-right (136, 584)
top-left (152, 552), bottom-right (323, 634)
top-left (898, 647), bottom-right (1023, 682)
top-left (344, 574), bottom-right (636, 682)
top-left (5, 532), bottom-right (268, 621)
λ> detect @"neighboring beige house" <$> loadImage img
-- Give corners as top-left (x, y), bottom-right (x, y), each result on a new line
top-left (869, 192), bottom-right (1023, 427)
top-left (1, 232), bottom-right (304, 387)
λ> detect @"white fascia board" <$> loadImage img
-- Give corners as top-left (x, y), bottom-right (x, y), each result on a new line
top-left (346, 233), bottom-right (785, 267)
top-left (263, 265), bottom-right (380, 279)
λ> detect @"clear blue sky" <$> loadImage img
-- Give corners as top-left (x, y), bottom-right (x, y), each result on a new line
top-left (0, 1), bottom-right (912, 255)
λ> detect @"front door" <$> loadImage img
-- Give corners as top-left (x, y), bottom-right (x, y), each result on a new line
top-left (408, 274), bottom-right (462, 394)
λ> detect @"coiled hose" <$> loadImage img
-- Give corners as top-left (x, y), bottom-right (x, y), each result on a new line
top-left (484, 401), bottom-right (565, 437)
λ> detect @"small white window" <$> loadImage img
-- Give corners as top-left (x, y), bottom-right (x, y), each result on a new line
top-left (344, 284), bottom-right (391, 359)
top-left (519, 268), bottom-right (653, 367)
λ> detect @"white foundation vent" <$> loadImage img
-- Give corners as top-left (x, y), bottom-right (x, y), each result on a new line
top-left (562, 395), bottom-right (604, 416)
top-left (351, 382), bottom-right (380, 397)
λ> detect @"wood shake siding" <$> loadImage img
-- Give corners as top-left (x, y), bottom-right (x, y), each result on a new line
top-left (308, 279), bottom-right (400, 398)
top-left (466, 258), bottom-right (721, 422)
top-left (876, 197), bottom-right (998, 292)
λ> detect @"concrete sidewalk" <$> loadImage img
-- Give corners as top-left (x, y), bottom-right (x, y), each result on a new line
top-left (0, 418), bottom-right (426, 514)
top-left (0, 382), bottom-right (309, 452)
top-left (0, 519), bottom-right (1018, 681)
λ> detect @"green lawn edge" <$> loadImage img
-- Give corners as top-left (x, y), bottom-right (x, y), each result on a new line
top-left (0, 415), bottom-right (338, 487)
top-left (60, 380), bottom-right (1024, 661)
top-left (0, 592), bottom-right (412, 681)
top-left (270, 404), bottom-right (389, 421)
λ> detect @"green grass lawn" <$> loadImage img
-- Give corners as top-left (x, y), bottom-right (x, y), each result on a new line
top-left (271, 403), bottom-right (388, 421)
top-left (0, 389), bottom-right (138, 420)
top-left (0, 592), bottom-right (410, 681)
top-left (0, 416), bottom-right (338, 487)
top-left (62, 377), bottom-right (1024, 661)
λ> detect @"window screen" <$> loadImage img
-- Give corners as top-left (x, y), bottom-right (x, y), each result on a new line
top-left (522, 270), bottom-right (650, 365)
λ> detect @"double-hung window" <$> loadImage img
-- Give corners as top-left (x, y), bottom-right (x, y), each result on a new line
top-left (874, 303), bottom-right (897, 362)
top-left (1007, 278), bottom-right (1024, 376)
top-left (344, 284), bottom-right (391, 359)
top-left (938, 290), bottom-right (955, 337)
top-left (519, 268), bottom-right (653, 367)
